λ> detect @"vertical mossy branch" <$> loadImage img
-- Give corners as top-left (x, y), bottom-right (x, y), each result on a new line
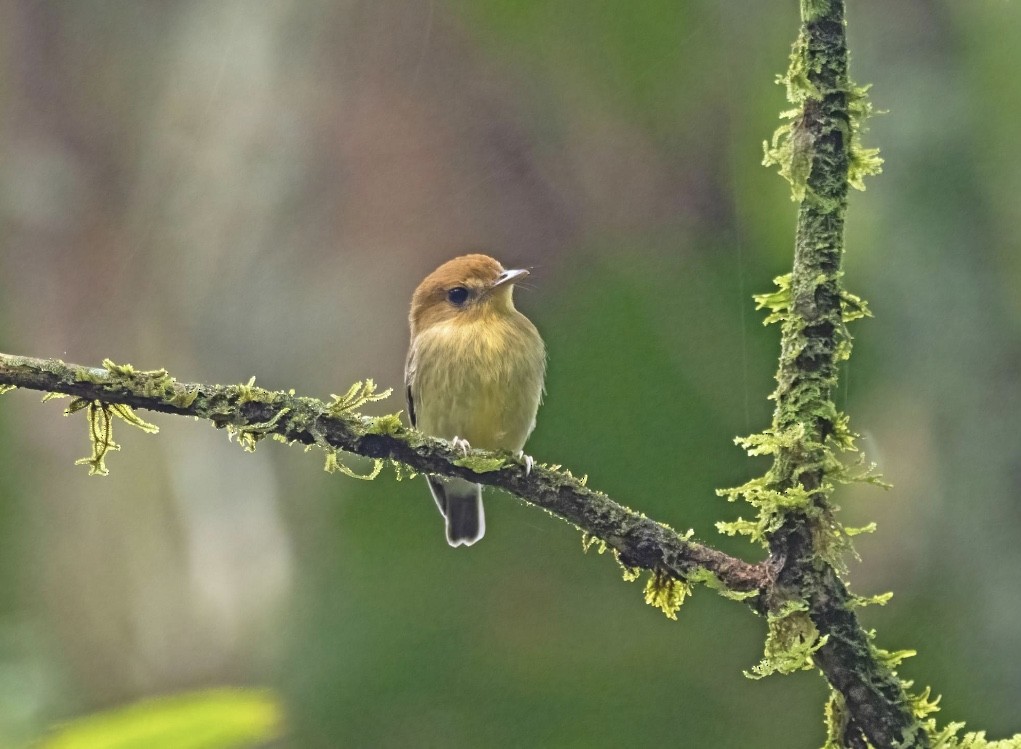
top-left (726, 1), bottom-right (928, 747)
top-left (766, 1), bottom-right (922, 745)
top-left (766, 5), bottom-right (861, 545)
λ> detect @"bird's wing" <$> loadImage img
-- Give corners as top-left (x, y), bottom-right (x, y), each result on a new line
top-left (404, 348), bottom-right (417, 427)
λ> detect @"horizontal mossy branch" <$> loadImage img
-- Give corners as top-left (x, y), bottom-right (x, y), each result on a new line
top-left (0, 351), bottom-right (766, 599)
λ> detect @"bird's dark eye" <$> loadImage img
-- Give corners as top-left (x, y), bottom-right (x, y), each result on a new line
top-left (447, 286), bottom-right (470, 306)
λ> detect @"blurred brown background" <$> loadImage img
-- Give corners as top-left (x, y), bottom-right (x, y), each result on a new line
top-left (1, 1), bottom-right (1020, 746)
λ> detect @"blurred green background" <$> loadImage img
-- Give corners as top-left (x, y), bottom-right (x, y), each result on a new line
top-left (1, 1), bottom-right (1020, 746)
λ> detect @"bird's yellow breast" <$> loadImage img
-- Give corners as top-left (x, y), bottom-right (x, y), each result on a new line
top-left (409, 310), bottom-right (545, 451)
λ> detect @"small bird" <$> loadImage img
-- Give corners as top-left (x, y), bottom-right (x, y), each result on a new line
top-left (406, 254), bottom-right (546, 547)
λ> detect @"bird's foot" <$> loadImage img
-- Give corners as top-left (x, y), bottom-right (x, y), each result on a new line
top-left (451, 436), bottom-right (471, 456)
top-left (517, 451), bottom-right (535, 476)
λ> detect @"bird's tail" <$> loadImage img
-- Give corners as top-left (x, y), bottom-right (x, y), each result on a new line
top-left (426, 476), bottom-right (485, 547)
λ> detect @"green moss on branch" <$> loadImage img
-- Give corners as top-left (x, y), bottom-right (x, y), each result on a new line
top-left (733, 0), bottom-right (929, 746)
top-left (0, 351), bottom-right (766, 608)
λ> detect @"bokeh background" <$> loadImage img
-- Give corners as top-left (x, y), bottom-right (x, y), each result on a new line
top-left (1, 1), bottom-right (1020, 746)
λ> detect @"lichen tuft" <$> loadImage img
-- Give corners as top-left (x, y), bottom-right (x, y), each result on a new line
top-left (763, 21), bottom-right (881, 203)
top-left (453, 454), bottom-right (507, 474)
top-left (643, 569), bottom-right (692, 620)
top-left (366, 412), bottom-right (404, 436)
top-left (324, 451), bottom-right (384, 480)
top-left (54, 396), bottom-right (159, 476)
top-left (327, 380), bottom-right (393, 416)
top-left (745, 601), bottom-right (828, 679)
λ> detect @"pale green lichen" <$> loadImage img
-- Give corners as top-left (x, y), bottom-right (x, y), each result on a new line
top-left (762, 28), bottom-right (815, 202)
top-left (818, 686), bottom-right (998, 749)
top-left (847, 83), bottom-right (884, 191)
top-left (620, 566), bottom-right (642, 583)
top-left (0, 384), bottom-right (16, 395)
top-left (324, 451), bottom-right (384, 480)
top-left (909, 686), bottom-right (942, 723)
top-left (840, 286), bottom-right (873, 323)
top-left (61, 398), bottom-right (159, 476)
top-left (717, 273), bottom-right (888, 568)
top-left (763, 111), bottom-right (814, 203)
top-left (716, 442), bottom-right (825, 548)
top-left (581, 532), bottom-right (607, 555)
top-left (228, 408), bottom-right (290, 453)
top-left (928, 730), bottom-right (1021, 749)
top-left (75, 358), bottom-right (198, 410)
top-left (72, 401), bottom-right (117, 476)
top-left (39, 363), bottom-right (410, 485)
top-left (390, 460), bottom-right (418, 481)
top-left (715, 517), bottom-right (759, 539)
top-left (869, 632), bottom-right (916, 672)
top-left (643, 569), bottom-right (692, 620)
top-left (763, 21), bottom-right (882, 204)
top-left (453, 454), bottom-right (507, 473)
top-left (326, 379), bottom-right (393, 415)
top-left (99, 358), bottom-right (181, 401)
top-left (845, 522), bottom-right (878, 537)
top-left (858, 636), bottom-right (1000, 748)
top-left (757, 274), bottom-right (872, 330)
top-left (579, 512), bottom-right (697, 601)
top-left (99, 360), bottom-right (137, 377)
top-left (687, 568), bottom-right (758, 602)
top-left (612, 549), bottom-right (642, 582)
top-left (745, 600), bottom-right (828, 680)
top-left (822, 689), bottom-right (849, 749)
top-left (754, 273), bottom-right (793, 326)
top-left (108, 403), bottom-right (159, 435)
top-left (540, 463), bottom-right (588, 486)
top-left (303, 380), bottom-right (396, 482)
top-left (849, 590), bottom-right (893, 609)
top-left (365, 412), bottom-right (404, 436)
top-left (168, 388), bottom-right (199, 408)
top-left (234, 376), bottom-right (263, 406)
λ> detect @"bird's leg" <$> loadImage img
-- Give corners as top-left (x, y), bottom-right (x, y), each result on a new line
top-left (517, 450), bottom-right (534, 476)
top-left (450, 436), bottom-right (471, 456)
